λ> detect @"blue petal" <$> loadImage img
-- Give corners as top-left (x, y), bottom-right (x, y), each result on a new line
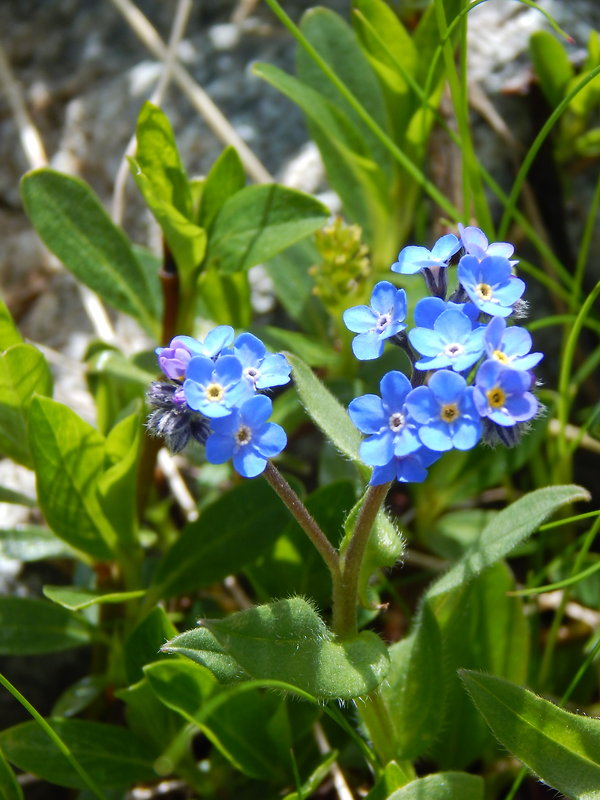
top-left (343, 305), bottom-right (376, 333)
top-left (414, 297), bottom-right (446, 328)
top-left (495, 277), bottom-right (525, 305)
top-left (487, 242), bottom-right (514, 259)
top-left (430, 233), bottom-right (460, 262)
top-left (380, 370), bottom-right (412, 408)
top-left (205, 433), bottom-right (236, 464)
top-left (479, 255), bottom-right (512, 285)
top-left (395, 455), bottom-right (428, 483)
top-left (352, 331), bottom-right (384, 360)
top-left (214, 355), bottom-right (244, 386)
top-left (502, 326), bottom-right (531, 357)
top-left (428, 369), bottom-right (467, 403)
top-left (233, 332), bottom-right (266, 367)
top-left (203, 325), bottom-right (235, 357)
top-left (418, 421), bottom-right (453, 451)
top-left (209, 410), bottom-right (240, 435)
top-left (233, 447), bottom-right (267, 477)
top-left (255, 353), bottom-right (291, 388)
top-left (348, 395), bottom-right (387, 434)
top-left (226, 379), bottom-right (255, 409)
top-left (391, 246), bottom-right (431, 274)
top-left (240, 394), bottom-right (272, 427)
top-left (434, 309), bottom-right (472, 341)
top-left (370, 461), bottom-right (397, 485)
top-left (255, 423), bottom-right (287, 457)
top-left (185, 356), bottom-right (215, 385)
top-left (511, 352), bottom-right (543, 370)
top-left (484, 316), bottom-right (506, 350)
top-left (405, 386), bottom-right (438, 423)
top-left (360, 431), bottom-right (394, 466)
top-left (459, 225), bottom-right (488, 257)
top-left (451, 418), bottom-right (482, 450)
top-left (370, 281), bottom-right (398, 314)
top-left (393, 427), bottom-right (422, 456)
top-left (409, 327), bottom-right (443, 356)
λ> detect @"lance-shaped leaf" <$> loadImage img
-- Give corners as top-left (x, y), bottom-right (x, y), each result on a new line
top-left (0, 296), bottom-right (22, 350)
top-left (198, 145), bottom-right (246, 231)
top-left (426, 485), bottom-right (589, 601)
top-left (28, 396), bottom-right (115, 560)
top-left (0, 719), bottom-right (156, 790)
top-left (0, 597), bottom-right (92, 655)
top-left (163, 597), bottom-right (390, 700)
top-left (286, 353), bottom-right (361, 462)
top-left (151, 478), bottom-right (290, 599)
top-left (0, 344), bottom-right (52, 467)
top-left (461, 670), bottom-right (600, 800)
top-left (0, 748), bottom-right (23, 800)
top-left (386, 771), bottom-right (484, 800)
top-left (20, 169), bottom-right (159, 334)
top-left (205, 184), bottom-right (329, 274)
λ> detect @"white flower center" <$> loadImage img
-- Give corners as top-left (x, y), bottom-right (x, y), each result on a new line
top-left (243, 366), bottom-right (260, 383)
top-left (235, 425), bottom-right (252, 446)
top-left (389, 412), bottom-right (405, 432)
top-left (444, 342), bottom-right (465, 358)
top-left (376, 312), bottom-right (392, 332)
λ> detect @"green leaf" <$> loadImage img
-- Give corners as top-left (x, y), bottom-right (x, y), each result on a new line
top-left (246, 481), bottom-right (356, 608)
top-left (386, 772), bottom-right (484, 800)
top-left (257, 325), bottom-right (339, 367)
top-left (115, 676), bottom-right (184, 755)
top-left (0, 719), bottom-right (156, 790)
top-left (427, 485), bottom-right (590, 601)
top-left (0, 747), bottom-right (24, 800)
top-left (380, 602), bottom-right (444, 761)
top-left (97, 406), bottom-right (142, 549)
top-left (0, 486), bottom-right (35, 507)
top-left (461, 671), bottom-right (600, 800)
top-left (530, 30), bottom-right (574, 108)
top-left (43, 586), bottom-right (145, 611)
top-left (0, 597), bottom-right (92, 655)
top-left (205, 184), bottom-right (329, 274)
top-left (0, 295), bottom-right (23, 350)
top-left (165, 626), bottom-right (248, 684)
top-left (428, 563), bottom-right (529, 769)
top-left (164, 597), bottom-right (390, 700)
top-left (129, 157), bottom-right (207, 280)
top-left (0, 344), bottom-right (52, 467)
top-left (151, 478), bottom-right (290, 598)
top-left (52, 676), bottom-right (106, 718)
top-left (286, 353), bottom-right (361, 462)
top-left (197, 265), bottom-right (252, 329)
top-left (198, 145), bottom-right (246, 230)
top-left (28, 396), bottom-right (114, 560)
top-left (282, 751), bottom-right (339, 800)
top-left (123, 606), bottom-right (179, 685)
top-left (146, 660), bottom-right (297, 782)
top-left (134, 102), bottom-right (192, 218)
top-left (0, 527), bottom-right (72, 561)
top-left (20, 168), bottom-right (159, 334)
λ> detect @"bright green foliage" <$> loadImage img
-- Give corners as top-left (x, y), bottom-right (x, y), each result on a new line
top-left (164, 596), bottom-right (390, 699)
top-left (386, 771), bottom-right (484, 800)
top-left (42, 586), bottom-right (145, 611)
top-left (287, 352), bottom-right (362, 462)
top-left (0, 748), bottom-right (23, 800)
top-left (151, 478), bottom-right (291, 598)
top-left (205, 183), bottom-right (330, 273)
top-left (461, 671), bottom-right (600, 799)
top-left (0, 297), bottom-right (22, 350)
top-left (0, 719), bottom-right (156, 790)
top-left (381, 603), bottom-right (444, 761)
top-left (28, 396), bottom-right (115, 559)
top-left (0, 597), bottom-right (92, 655)
top-left (0, 344), bottom-right (52, 468)
top-left (197, 145), bottom-right (246, 230)
top-left (20, 169), bottom-right (160, 334)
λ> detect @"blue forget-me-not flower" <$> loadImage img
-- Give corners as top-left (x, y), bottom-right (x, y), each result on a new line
top-left (343, 281), bottom-right (407, 360)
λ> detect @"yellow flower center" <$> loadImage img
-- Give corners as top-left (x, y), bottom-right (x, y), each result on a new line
top-left (492, 349), bottom-right (510, 364)
top-left (205, 382), bottom-right (225, 403)
top-left (440, 403), bottom-right (459, 423)
top-left (475, 282), bottom-right (493, 301)
top-left (486, 387), bottom-right (506, 409)
top-left (235, 425), bottom-right (252, 446)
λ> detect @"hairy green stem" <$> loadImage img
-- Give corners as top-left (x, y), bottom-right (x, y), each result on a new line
top-left (263, 462), bottom-right (340, 580)
top-left (333, 482), bottom-right (390, 638)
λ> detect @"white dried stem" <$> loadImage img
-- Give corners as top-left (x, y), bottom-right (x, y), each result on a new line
top-left (108, 0), bottom-right (273, 184)
top-left (313, 722), bottom-right (355, 800)
top-left (112, 0), bottom-right (193, 224)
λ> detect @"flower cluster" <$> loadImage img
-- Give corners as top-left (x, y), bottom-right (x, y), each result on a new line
top-left (147, 326), bottom-right (290, 477)
top-left (345, 225), bottom-right (543, 486)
